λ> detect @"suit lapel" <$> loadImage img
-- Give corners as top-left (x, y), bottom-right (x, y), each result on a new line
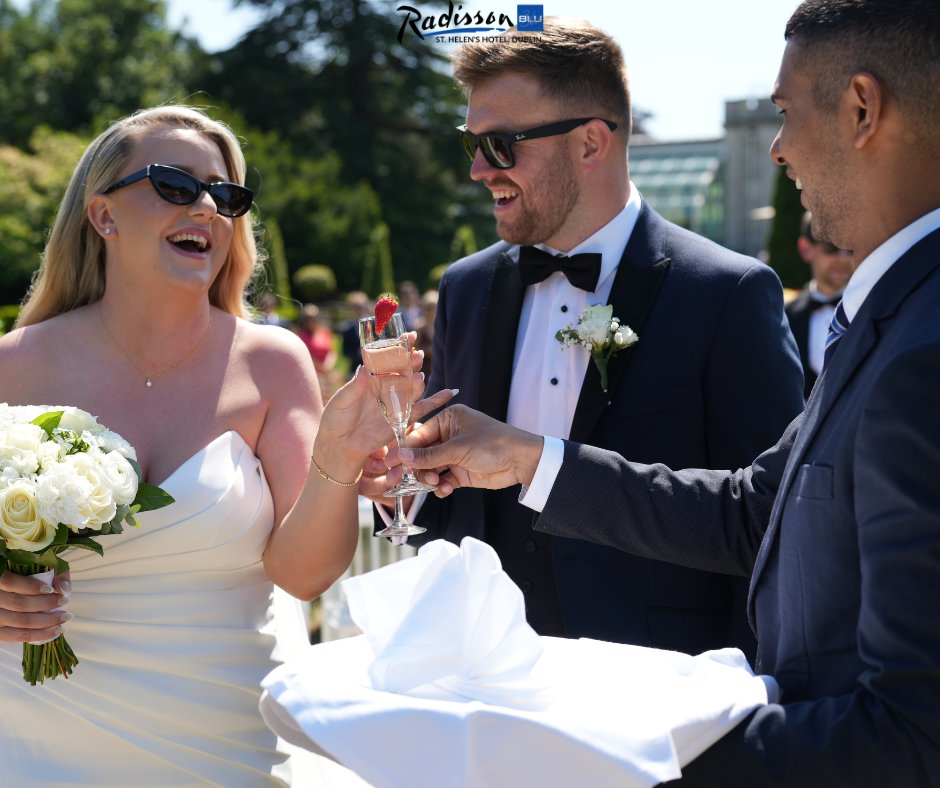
top-left (748, 227), bottom-right (940, 606)
top-left (478, 252), bottom-right (525, 421)
top-left (569, 206), bottom-right (670, 443)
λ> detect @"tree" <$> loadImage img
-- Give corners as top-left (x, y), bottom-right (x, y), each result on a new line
top-left (0, 0), bottom-right (199, 147)
top-left (195, 0), bottom-right (481, 285)
top-left (766, 165), bottom-right (807, 290)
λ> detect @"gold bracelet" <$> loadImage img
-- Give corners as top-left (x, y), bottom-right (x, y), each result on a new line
top-left (311, 454), bottom-right (363, 487)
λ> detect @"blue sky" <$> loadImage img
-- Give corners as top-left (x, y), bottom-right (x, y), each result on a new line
top-left (167, 0), bottom-right (801, 140)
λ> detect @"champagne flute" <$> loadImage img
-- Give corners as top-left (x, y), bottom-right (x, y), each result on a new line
top-left (359, 313), bottom-right (433, 538)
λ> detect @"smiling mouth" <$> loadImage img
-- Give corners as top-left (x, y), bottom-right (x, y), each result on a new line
top-left (167, 232), bottom-right (211, 253)
top-left (492, 188), bottom-right (519, 207)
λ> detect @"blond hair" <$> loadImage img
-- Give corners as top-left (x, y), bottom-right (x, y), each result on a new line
top-left (16, 105), bottom-right (262, 327)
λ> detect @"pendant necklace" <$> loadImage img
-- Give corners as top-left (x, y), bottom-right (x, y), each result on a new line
top-left (99, 306), bottom-right (212, 388)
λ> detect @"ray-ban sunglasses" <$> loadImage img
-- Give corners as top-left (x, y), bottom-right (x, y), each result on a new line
top-left (457, 117), bottom-right (618, 170)
top-left (103, 164), bottom-right (255, 218)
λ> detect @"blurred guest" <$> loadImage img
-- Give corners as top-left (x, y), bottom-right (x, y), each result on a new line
top-left (296, 304), bottom-right (337, 398)
top-left (785, 212), bottom-right (854, 399)
top-left (414, 289), bottom-right (438, 378)
top-left (397, 280), bottom-right (422, 330)
top-left (339, 291), bottom-right (373, 370)
top-left (254, 290), bottom-right (289, 328)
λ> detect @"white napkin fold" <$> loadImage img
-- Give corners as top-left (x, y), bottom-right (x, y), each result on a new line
top-left (342, 537), bottom-right (551, 709)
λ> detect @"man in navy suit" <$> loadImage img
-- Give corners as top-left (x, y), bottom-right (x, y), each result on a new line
top-left (407, 17), bottom-right (804, 657)
top-left (401, 0), bottom-right (940, 781)
top-left (785, 212), bottom-right (853, 399)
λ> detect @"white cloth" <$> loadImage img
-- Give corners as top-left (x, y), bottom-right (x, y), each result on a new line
top-left (0, 430), bottom-right (360, 787)
top-left (343, 538), bottom-right (549, 708)
top-left (261, 538), bottom-right (778, 788)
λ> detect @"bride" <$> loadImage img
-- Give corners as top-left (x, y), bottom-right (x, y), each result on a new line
top-left (0, 105), bottom-right (450, 785)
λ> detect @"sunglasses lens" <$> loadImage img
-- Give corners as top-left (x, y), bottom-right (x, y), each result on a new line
top-left (209, 184), bottom-right (253, 218)
top-left (460, 132), bottom-right (476, 162)
top-left (480, 137), bottom-right (513, 169)
top-left (152, 169), bottom-right (199, 205)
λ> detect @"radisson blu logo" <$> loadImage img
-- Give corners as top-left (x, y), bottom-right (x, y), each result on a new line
top-left (397, 3), bottom-right (545, 43)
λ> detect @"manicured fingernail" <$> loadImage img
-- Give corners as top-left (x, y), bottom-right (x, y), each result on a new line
top-left (59, 581), bottom-right (71, 595)
top-left (419, 371), bottom-right (425, 381)
top-left (59, 612), bottom-right (73, 624)
top-left (450, 388), bottom-right (460, 396)
top-left (40, 584), bottom-right (54, 594)
top-left (50, 626), bottom-right (64, 637)
top-left (354, 364), bottom-right (362, 376)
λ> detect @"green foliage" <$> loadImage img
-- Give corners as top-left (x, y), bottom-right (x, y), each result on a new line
top-left (427, 263), bottom-right (450, 291)
top-left (450, 223), bottom-right (477, 261)
top-left (292, 264), bottom-right (337, 303)
top-left (766, 166), bottom-right (809, 290)
top-left (0, 127), bottom-right (89, 304)
top-left (360, 222), bottom-right (395, 297)
top-left (261, 216), bottom-right (292, 303)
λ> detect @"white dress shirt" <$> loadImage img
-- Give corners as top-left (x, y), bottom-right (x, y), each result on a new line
top-left (523, 205), bottom-right (940, 513)
top-left (806, 281), bottom-right (841, 376)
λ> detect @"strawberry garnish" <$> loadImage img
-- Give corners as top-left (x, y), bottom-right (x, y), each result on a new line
top-left (374, 294), bottom-right (399, 333)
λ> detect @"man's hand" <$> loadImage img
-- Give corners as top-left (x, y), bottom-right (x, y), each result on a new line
top-left (397, 405), bottom-right (544, 496)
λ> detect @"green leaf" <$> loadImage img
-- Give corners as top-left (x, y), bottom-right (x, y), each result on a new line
top-left (55, 556), bottom-right (70, 574)
top-left (133, 484), bottom-right (175, 513)
top-left (30, 410), bottom-right (64, 436)
top-left (6, 548), bottom-right (52, 568)
top-left (51, 524), bottom-right (69, 546)
top-left (66, 537), bottom-right (104, 557)
top-left (128, 458), bottom-right (143, 484)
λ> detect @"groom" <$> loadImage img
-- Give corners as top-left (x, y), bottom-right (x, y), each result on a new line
top-left (409, 18), bottom-right (804, 656)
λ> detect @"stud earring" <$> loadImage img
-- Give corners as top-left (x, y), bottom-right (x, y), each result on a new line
top-left (104, 228), bottom-right (111, 235)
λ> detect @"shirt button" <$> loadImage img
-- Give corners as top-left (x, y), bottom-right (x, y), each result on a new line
top-left (519, 580), bottom-right (533, 593)
top-left (524, 540), bottom-right (537, 554)
top-left (550, 377), bottom-right (558, 385)
top-left (561, 305), bottom-right (568, 313)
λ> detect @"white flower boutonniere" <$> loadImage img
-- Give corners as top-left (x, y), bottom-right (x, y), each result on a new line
top-left (555, 304), bottom-right (638, 392)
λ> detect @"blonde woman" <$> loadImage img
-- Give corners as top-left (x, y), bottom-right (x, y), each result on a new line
top-left (0, 105), bottom-right (448, 784)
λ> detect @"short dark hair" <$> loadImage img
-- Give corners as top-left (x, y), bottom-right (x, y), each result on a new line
top-left (785, 0), bottom-right (940, 138)
top-left (451, 17), bottom-right (631, 137)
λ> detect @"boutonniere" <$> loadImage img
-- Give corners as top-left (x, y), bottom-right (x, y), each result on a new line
top-left (555, 304), bottom-right (638, 392)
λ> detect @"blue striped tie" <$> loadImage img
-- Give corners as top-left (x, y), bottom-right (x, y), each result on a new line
top-left (823, 300), bottom-right (849, 369)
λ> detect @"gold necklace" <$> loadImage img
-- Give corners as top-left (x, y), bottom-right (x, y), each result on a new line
top-left (99, 306), bottom-right (212, 388)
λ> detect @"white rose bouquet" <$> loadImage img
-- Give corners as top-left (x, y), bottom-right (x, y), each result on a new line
top-left (555, 304), bottom-right (639, 392)
top-left (0, 404), bottom-right (174, 685)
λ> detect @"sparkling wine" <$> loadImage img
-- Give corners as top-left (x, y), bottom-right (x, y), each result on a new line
top-left (362, 337), bottom-right (413, 430)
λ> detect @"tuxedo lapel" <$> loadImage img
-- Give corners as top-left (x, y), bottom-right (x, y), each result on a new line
top-left (478, 252), bottom-right (525, 421)
top-left (569, 207), bottom-right (670, 443)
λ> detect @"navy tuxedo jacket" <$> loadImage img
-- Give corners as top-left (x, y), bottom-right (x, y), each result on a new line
top-left (537, 226), bottom-right (940, 783)
top-left (414, 202), bottom-right (804, 656)
top-left (785, 285), bottom-right (819, 399)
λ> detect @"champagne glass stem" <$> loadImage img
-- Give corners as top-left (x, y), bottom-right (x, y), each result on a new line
top-left (394, 426), bottom-right (421, 487)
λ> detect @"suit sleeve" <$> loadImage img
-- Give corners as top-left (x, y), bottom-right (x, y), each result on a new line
top-left (703, 263), bottom-right (804, 470)
top-left (679, 344), bottom-right (940, 786)
top-left (534, 414), bottom-right (799, 577)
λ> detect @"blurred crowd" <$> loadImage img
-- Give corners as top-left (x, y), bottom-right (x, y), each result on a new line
top-left (254, 281), bottom-right (438, 402)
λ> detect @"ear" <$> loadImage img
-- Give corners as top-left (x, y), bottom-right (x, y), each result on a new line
top-left (87, 195), bottom-right (116, 238)
top-left (848, 72), bottom-right (883, 149)
top-left (578, 119), bottom-right (614, 172)
top-left (796, 236), bottom-right (814, 263)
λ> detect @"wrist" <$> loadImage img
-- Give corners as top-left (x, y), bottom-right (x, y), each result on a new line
top-left (311, 442), bottom-right (363, 487)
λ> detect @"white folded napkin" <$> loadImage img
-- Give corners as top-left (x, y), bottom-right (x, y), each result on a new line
top-left (341, 537), bottom-right (551, 709)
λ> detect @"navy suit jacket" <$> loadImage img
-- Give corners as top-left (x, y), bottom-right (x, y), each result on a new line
top-left (415, 202), bottom-right (804, 655)
top-left (536, 225), bottom-right (940, 783)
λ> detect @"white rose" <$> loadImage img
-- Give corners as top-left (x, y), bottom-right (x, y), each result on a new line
top-left (0, 422), bottom-right (45, 476)
top-left (95, 430), bottom-right (137, 461)
top-left (67, 453), bottom-right (117, 527)
top-left (578, 304), bottom-right (614, 348)
top-left (96, 450), bottom-right (139, 506)
top-left (0, 479), bottom-right (57, 552)
top-left (36, 461), bottom-right (96, 531)
top-left (36, 439), bottom-right (67, 470)
top-left (56, 407), bottom-right (99, 433)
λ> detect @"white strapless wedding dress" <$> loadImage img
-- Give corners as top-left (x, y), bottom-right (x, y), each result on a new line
top-left (0, 431), bottom-right (369, 787)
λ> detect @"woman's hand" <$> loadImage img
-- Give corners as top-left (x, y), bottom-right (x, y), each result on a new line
top-left (0, 571), bottom-right (71, 644)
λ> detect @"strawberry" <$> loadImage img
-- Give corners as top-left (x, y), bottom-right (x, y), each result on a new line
top-left (374, 294), bottom-right (399, 334)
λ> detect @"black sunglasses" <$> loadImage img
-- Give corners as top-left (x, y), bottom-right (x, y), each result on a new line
top-left (103, 164), bottom-right (254, 218)
top-left (457, 117), bottom-right (618, 170)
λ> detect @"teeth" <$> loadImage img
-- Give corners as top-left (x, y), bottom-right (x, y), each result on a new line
top-left (795, 178), bottom-right (803, 190)
top-left (168, 232), bottom-right (209, 250)
top-left (492, 189), bottom-right (518, 202)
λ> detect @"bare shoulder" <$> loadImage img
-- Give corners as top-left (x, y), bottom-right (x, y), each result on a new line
top-left (0, 312), bottom-right (89, 397)
top-left (232, 318), bottom-right (319, 401)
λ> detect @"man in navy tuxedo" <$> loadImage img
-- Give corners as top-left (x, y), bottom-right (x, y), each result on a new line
top-left (785, 212), bottom-right (853, 399)
top-left (407, 17), bottom-right (804, 658)
top-left (402, 0), bottom-right (940, 782)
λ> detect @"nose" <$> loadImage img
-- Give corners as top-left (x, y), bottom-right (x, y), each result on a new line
top-left (769, 130), bottom-right (785, 166)
top-left (188, 187), bottom-right (219, 218)
top-left (469, 146), bottom-right (499, 181)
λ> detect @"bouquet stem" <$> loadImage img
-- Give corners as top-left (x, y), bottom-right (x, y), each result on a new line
top-left (7, 562), bottom-right (78, 685)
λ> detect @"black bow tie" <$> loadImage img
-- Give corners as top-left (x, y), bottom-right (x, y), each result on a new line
top-left (517, 246), bottom-right (602, 292)
top-left (810, 295), bottom-right (842, 313)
